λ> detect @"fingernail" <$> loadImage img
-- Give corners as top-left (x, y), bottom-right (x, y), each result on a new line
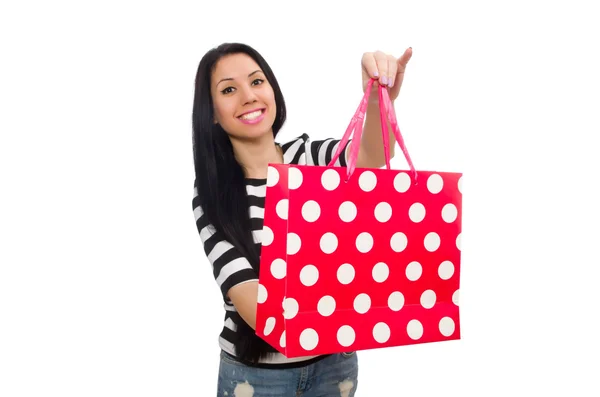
top-left (374, 70), bottom-right (379, 77)
top-left (389, 77), bottom-right (394, 87)
top-left (381, 76), bottom-right (388, 85)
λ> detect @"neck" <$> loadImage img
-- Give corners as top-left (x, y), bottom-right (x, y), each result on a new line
top-left (229, 133), bottom-right (283, 179)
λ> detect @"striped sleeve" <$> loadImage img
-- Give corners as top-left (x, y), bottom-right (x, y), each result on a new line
top-left (193, 186), bottom-right (258, 301)
top-left (305, 136), bottom-right (351, 167)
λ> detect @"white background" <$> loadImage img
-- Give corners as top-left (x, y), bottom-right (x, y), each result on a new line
top-left (1, 0), bottom-right (599, 396)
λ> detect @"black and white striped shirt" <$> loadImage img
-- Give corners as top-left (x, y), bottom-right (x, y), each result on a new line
top-left (193, 133), bottom-right (350, 365)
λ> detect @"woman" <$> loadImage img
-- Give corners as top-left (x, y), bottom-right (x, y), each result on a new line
top-left (192, 42), bottom-right (411, 396)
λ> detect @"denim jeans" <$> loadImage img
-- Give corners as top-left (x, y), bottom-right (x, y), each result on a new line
top-left (217, 350), bottom-right (359, 396)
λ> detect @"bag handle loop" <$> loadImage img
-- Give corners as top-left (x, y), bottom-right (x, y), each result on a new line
top-left (328, 78), bottom-right (417, 183)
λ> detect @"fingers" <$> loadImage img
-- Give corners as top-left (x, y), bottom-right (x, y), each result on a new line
top-left (363, 48), bottom-right (412, 90)
top-left (363, 50), bottom-right (408, 87)
top-left (373, 51), bottom-right (389, 86)
top-left (362, 51), bottom-right (390, 87)
top-left (361, 52), bottom-right (379, 79)
top-left (387, 54), bottom-right (398, 88)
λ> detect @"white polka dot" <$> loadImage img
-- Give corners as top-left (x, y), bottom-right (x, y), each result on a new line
top-left (407, 319), bottom-right (423, 340)
top-left (353, 293), bottom-right (371, 314)
top-left (279, 330), bottom-right (286, 348)
top-left (438, 260), bottom-right (454, 280)
top-left (299, 328), bottom-right (319, 351)
top-left (300, 265), bottom-right (319, 287)
top-left (373, 322), bottom-right (391, 343)
top-left (390, 232), bottom-right (408, 252)
top-left (266, 166), bottom-right (279, 187)
top-left (356, 232), bottom-right (374, 253)
top-left (439, 317), bottom-right (456, 337)
top-left (320, 232), bottom-right (338, 254)
top-left (420, 289), bottom-right (437, 309)
top-left (337, 263), bottom-right (355, 285)
top-left (374, 202), bottom-right (392, 223)
top-left (458, 176), bottom-right (463, 193)
top-left (427, 173), bottom-right (444, 194)
top-left (406, 261), bottom-right (422, 281)
top-left (264, 317), bottom-right (276, 335)
top-left (393, 172), bottom-right (411, 193)
top-left (283, 298), bottom-right (299, 319)
top-left (442, 203), bottom-right (458, 223)
top-left (424, 232), bottom-right (441, 252)
top-left (276, 199), bottom-right (289, 220)
top-left (287, 233), bottom-right (302, 255)
top-left (288, 167), bottom-right (303, 190)
top-left (337, 325), bottom-right (355, 347)
top-left (301, 200), bottom-right (321, 222)
top-left (270, 258), bottom-right (286, 279)
top-left (372, 262), bottom-right (389, 283)
top-left (409, 203), bottom-right (426, 223)
top-left (321, 169), bottom-right (341, 191)
top-left (262, 226), bottom-right (274, 246)
top-left (339, 201), bottom-right (357, 222)
top-left (317, 295), bottom-right (336, 317)
top-left (456, 234), bottom-right (462, 251)
top-left (388, 291), bottom-right (405, 311)
top-left (453, 290), bottom-right (460, 306)
top-left (358, 171), bottom-right (377, 192)
top-left (257, 284), bottom-right (268, 304)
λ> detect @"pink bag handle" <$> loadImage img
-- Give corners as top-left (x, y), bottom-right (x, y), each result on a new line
top-left (328, 78), bottom-right (417, 183)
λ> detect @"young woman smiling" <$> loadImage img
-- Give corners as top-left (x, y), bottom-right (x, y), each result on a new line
top-left (192, 42), bottom-right (412, 396)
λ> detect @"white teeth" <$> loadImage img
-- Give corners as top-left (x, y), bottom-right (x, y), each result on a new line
top-left (240, 110), bottom-right (262, 120)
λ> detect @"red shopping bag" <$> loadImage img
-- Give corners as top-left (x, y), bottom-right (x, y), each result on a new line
top-left (255, 79), bottom-right (462, 358)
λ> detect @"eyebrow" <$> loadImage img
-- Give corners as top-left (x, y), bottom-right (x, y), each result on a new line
top-left (216, 70), bottom-right (263, 88)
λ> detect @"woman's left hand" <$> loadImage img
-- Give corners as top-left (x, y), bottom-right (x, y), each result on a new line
top-left (361, 47), bottom-right (412, 101)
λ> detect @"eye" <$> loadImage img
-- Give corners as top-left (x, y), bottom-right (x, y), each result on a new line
top-left (251, 78), bottom-right (264, 86)
top-left (220, 86), bottom-right (235, 95)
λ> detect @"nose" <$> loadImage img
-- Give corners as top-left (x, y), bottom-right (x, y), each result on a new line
top-left (239, 84), bottom-right (258, 105)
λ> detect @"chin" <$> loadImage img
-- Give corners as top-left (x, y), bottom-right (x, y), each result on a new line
top-left (240, 128), bottom-right (274, 142)
top-left (230, 113), bottom-right (277, 140)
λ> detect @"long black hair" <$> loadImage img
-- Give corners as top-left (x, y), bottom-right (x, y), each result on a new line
top-left (191, 43), bottom-right (287, 363)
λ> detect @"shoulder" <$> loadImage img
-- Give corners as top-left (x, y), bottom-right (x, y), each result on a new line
top-left (276, 133), bottom-right (338, 147)
top-left (277, 133), bottom-right (310, 151)
top-left (276, 133), bottom-right (308, 165)
top-left (276, 133), bottom-right (349, 167)
top-left (276, 133), bottom-right (349, 166)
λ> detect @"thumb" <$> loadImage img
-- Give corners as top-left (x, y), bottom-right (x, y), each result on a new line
top-left (397, 47), bottom-right (413, 73)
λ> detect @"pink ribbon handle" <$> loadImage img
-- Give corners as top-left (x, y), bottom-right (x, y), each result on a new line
top-left (328, 78), bottom-right (417, 184)
top-left (327, 79), bottom-right (373, 178)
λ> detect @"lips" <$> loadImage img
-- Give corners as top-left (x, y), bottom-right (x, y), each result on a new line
top-left (238, 108), bottom-right (265, 119)
top-left (237, 108), bottom-right (266, 125)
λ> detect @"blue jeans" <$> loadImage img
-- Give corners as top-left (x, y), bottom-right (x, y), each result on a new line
top-left (217, 351), bottom-right (359, 396)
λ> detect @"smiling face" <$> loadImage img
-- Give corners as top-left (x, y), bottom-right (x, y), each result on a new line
top-left (210, 53), bottom-right (277, 141)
